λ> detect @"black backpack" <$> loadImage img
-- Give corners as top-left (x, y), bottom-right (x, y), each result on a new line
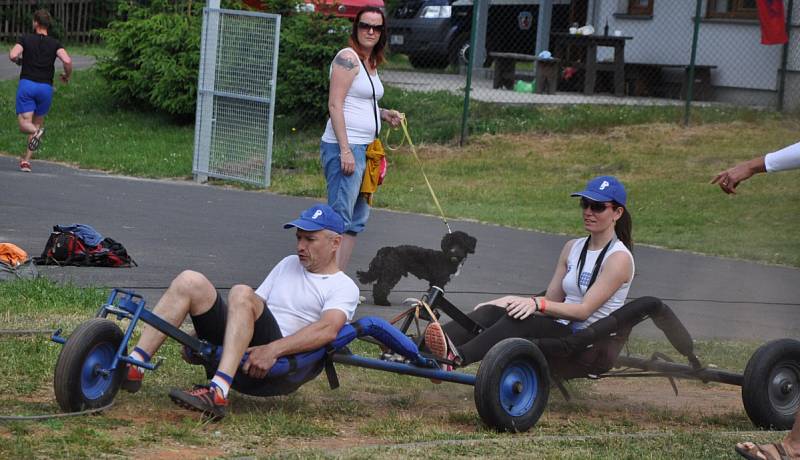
top-left (35, 231), bottom-right (136, 267)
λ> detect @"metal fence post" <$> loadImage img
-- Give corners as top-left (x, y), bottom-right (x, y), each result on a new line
top-left (459, 0), bottom-right (482, 146)
top-left (194, 1), bottom-right (220, 183)
top-left (778, 0), bottom-right (794, 112)
top-left (683, 0), bottom-right (703, 127)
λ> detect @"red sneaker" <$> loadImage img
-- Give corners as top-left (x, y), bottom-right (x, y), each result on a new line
top-left (121, 364), bottom-right (143, 393)
top-left (19, 160), bottom-right (31, 172)
top-left (169, 385), bottom-right (228, 421)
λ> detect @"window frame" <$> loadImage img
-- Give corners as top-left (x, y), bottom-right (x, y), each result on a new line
top-left (628, 0), bottom-right (654, 16)
top-left (706, 0), bottom-right (759, 20)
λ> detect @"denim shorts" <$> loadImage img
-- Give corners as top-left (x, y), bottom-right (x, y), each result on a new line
top-left (320, 141), bottom-right (370, 235)
top-left (16, 79), bottom-right (53, 116)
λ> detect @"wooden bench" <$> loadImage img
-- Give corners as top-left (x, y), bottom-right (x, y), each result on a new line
top-left (624, 63), bottom-right (717, 100)
top-left (489, 52), bottom-right (560, 94)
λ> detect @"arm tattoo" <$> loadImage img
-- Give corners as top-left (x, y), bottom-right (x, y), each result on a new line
top-left (333, 55), bottom-right (357, 71)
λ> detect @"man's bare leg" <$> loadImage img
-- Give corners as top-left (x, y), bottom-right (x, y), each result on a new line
top-left (215, 284), bottom-right (264, 379)
top-left (336, 233), bottom-right (357, 271)
top-left (18, 113), bottom-right (37, 164)
top-left (132, 270), bottom-right (217, 358)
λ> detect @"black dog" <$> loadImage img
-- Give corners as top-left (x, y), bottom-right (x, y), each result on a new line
top-left (356, 231), bottom-right (477, 306)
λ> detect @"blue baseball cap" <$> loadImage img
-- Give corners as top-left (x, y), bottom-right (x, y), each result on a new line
top-left (571, 176), bottom-right (627, 206)
top-left (284, 204), bottom-right (345, 234)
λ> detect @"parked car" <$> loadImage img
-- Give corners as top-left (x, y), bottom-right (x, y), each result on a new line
top-left (387, 0), bottom-right (574, 69)
top-left (243, 0), bottom-right (385, 20)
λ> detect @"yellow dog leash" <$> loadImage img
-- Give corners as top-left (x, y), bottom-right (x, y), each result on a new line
top-left (385, 115), bottom-right (452, 234)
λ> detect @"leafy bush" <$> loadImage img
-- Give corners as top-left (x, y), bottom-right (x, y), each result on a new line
top-left (277, 13), bottom-right (349, 122)
top-left (96, 1), bottom-right (204, 117)
top-left (97, 0), bottom-right (347, 121)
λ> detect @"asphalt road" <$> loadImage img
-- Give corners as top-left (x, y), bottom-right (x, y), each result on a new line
top-left (1, 155), bottom-right (798, 342)
top-left (0, 55), bottom-right (95, 81)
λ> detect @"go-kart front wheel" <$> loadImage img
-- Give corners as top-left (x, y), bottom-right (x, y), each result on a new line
top-left (742, 338), bottom-right (800, 430)
top-left (54, 319), bottom-right (125, 412)
top-left (474, 338), bottom-right (550, 432)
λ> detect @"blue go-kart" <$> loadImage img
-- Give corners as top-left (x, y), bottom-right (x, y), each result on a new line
top-left (51, 286), bottom-right (800, 432)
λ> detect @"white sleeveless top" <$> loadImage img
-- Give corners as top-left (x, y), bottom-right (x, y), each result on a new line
top-left (321, 48), bottom-right (383, 145)
top-left (560, 237), bottom-right (635, 330)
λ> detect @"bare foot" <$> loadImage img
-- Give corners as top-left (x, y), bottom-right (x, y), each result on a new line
top-left (735, 441), bottom-right (797, 460)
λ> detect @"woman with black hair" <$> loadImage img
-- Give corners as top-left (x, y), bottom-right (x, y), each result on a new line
top-left (320, 7), bottom-right (402, 271)
top-left (425, 176), bottom-right (636, 371)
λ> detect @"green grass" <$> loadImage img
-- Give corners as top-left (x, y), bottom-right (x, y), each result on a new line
top-left (0, 279), bottom-right (780, 458)
top-left (2, 68), bottom-right (799, 266)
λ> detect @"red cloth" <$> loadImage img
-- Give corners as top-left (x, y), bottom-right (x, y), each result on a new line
top-left (757, 0), bottom-right (788, 45)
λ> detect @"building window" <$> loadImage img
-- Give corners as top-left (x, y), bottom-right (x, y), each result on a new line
top-left (628, 0), bottom-right (654, 15)
top-left (706, 0), bottom-right (758, 19)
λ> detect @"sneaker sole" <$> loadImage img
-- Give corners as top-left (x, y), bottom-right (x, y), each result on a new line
top-left (424, 323), bottom-right (449, 384)
top-left (28, 129), bottom-right (44, 151)
top-left (168, 391), bottom-right (226, 421)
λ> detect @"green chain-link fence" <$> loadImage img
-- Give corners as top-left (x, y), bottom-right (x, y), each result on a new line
top-left (383, 0), bottom-right (798, 142)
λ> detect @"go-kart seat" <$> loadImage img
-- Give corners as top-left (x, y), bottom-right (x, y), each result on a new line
top-left (197, 316), bottom-right (433, 397)
top-left (536, 296), bottom-right (701, 380)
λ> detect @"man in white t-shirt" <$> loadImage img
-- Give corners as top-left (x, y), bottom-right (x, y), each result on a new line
top-left (119, 204), bottom-right (359, 420)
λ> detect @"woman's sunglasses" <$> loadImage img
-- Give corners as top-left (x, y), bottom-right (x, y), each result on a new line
top-left (579, 198), bottom-right (613, 213)
top-left (357, 21), bottom-right (385, 33)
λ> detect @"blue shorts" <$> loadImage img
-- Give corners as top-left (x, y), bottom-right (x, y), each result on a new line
top-left (320, 141), bottom-right (370, 235)
top-left (16, 79), bottom-right (54, 116)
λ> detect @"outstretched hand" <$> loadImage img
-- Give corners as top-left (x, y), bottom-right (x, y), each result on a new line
top-left (711, 156), bottom-right (764, 194)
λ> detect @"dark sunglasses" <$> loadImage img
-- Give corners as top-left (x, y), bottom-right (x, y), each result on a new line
top-left (579, 197), bottom-right (612, 213)
top-left (357, 21), bottom-right (384, 33)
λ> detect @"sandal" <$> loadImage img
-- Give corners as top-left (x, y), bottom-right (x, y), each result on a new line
top-left (19, 160), bottom-right (31, 172)
top-left (28, 127), bottom-right (45, 151)
top-left (735, 441), bottom-right (795, 460)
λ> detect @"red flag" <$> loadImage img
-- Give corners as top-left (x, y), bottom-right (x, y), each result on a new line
top-left (757, 0), bottom-right (788, 45)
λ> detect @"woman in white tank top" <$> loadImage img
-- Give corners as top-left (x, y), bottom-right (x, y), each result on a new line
top-left (320, 7), bottom-right (402, 271)
top-left (425, 176), bottom-right (637, 367)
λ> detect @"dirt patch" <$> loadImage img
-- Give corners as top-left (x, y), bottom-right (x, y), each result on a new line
top-left (133, 445), bottom-right (225, 459)
top-left (586, 378), bottom-right (742, 415)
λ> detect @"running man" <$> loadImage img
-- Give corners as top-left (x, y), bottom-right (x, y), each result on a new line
top-left (8, 9), bottom-right (72, 172)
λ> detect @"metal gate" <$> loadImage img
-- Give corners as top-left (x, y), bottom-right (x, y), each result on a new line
top-left (193, 8), bottom-right (281, 187)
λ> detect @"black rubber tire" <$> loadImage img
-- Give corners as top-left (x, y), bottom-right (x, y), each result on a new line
top-left (449, 34), bottom-right (470, 67)
top-left (474, 338), bottom-right (550, 432)
top-left (742, 338), bottom-right (800, 430)
top-left (54, 319), bottom-right (125, 412)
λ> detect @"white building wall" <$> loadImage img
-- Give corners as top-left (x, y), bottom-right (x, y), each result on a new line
top-left (588, 0), bottom-right (787, 91)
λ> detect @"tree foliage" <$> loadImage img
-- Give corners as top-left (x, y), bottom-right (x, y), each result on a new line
top-left (97, 0), bottom-right (348, 122)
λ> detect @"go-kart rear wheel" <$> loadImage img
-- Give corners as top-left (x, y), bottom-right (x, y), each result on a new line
top-left (54, 319), bottom-right (125, 412)
top-left (474, 338), bottom-right (549, 432)
top-left (742, 338), bottom-right (800, 430)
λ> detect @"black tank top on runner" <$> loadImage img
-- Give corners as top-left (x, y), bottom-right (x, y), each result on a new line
top-left (17, 33), bottom-right (62, 85)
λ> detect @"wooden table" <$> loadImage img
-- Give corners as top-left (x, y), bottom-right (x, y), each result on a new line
top-left (553, 33), bottom-right (633, 97)
top-left (489, 52), bottom-right (561, 94)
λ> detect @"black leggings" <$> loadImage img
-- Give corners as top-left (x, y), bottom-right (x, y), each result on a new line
top-left (442, 305), bottom-right (572, 365)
